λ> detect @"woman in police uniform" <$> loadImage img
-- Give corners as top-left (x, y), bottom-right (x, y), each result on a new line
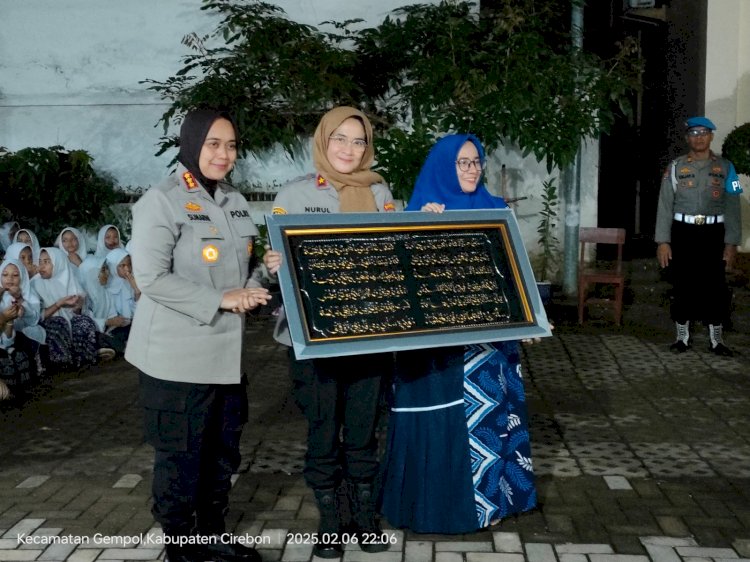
top-left (265, 106), bottom-right (394, 558)
top-left (126, 109), bottom-right (269, 562)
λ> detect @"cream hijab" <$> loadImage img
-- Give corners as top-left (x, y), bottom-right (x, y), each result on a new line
top-left (31, 247), bottom-right (86, 323)
top-left (312, 106), bottom-right (385, 212)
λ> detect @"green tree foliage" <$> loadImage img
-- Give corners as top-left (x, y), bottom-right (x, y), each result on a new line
top-left (145, 0), bottom-right (640, 201)
top-left (0, 147), bottom-right (118, 244)
top-left (721, 123), bottom-right (750, 176)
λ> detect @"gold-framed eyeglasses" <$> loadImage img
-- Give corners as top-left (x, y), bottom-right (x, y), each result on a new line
top-left (329, 134), bottom-right (368, 151)
top-left (687, 128), bottom-right (712, 137)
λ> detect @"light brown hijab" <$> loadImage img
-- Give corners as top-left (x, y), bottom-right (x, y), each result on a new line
top-left (312, 106), bottom-right (385, 212)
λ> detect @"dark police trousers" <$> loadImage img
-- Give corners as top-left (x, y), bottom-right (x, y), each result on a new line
top-left (139, 372), bottom-right (248, 537)
top-left (670, 220), bottom-right (728, 325)
top-left (288, 349), bottom-right (390, 490)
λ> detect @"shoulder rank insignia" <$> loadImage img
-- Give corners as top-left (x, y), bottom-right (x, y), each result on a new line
top-left (247, 240), bottom-right (254, 256)
top-left (316, 174), bottom-right (328, 189)
top-left (384, 202), bottom-right (396, 212)
top-left (202, 244), bottom-right (219, 263)
top-left (272, 206), bottom-right (287, 215)
top-left (183, 171), bottom-right (200, 191)
top-left (185, 201), bottom-right (202, 212)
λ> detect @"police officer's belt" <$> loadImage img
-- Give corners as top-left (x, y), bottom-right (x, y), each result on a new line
top-left (673, 213), bottom-right (724, 225)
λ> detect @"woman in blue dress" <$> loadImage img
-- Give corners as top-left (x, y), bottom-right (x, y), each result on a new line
top-left (380, 134), bottom-right (537, 534)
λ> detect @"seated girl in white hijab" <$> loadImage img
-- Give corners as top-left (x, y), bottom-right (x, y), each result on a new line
top-left (54, 226), bottom-right (89, 268)
top-left (0, 259), bottom-right (44, 395)
top-left (4, 242), bottom-right (38, 279)
top-left (0, 221), bottom-right (19, 254)
top-left (94, 224), bottom-right (125, 257)
top-left (104, 248), bottom-right (139, 320)
top-left (31, 247), bottom-right (103, 371)
top-left (79, 256), bottom-right (128, 356)
top-left (13, 229), bottom-right (41, 264)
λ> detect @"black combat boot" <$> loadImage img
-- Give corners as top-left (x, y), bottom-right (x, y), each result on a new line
top-left (349, 482), bottom-right (389, 553)
top-left (313, 488), bottom-right (343, 559)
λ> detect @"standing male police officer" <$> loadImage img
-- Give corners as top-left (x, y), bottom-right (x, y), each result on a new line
top-left (655, 116), bottom-right (743, 356)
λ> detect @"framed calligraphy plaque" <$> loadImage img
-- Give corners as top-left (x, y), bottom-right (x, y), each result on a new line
top-left (266, 210), bottom-right (551, 359)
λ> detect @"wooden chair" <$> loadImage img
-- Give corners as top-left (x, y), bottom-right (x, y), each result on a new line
top-left (577, 227), bottom-right (626, 325)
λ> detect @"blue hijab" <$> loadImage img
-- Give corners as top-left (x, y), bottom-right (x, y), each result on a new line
top-left (406, 134), bottom-right (508, 211)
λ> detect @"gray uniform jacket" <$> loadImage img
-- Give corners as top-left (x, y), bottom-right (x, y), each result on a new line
top-left (125, 164), bottom-right (261, 384)
top-left (270, 173), bottom-right (396, 346)
top-left (655, 153), bottom-right (742, 245)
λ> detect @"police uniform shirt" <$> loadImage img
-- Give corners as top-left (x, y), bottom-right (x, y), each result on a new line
top-left (655, 153), bottom-right (742, 245)
top-left (270, 173), bottom-right (396, 346)
top-left (125, 164), bottom-right (260, 384)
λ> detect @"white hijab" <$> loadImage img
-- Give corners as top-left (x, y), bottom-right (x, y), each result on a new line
top-left (95, 224), bottom-right (125, 257)
top-left (105, 248), bottom-right (135, 319)
top-left (79, 256), bottom-right (116, 332)
top-left (13, 229), bottom-right (41, 264)
top-left (0, 259), bottom-right (45, 345)
top-left (54, 226), bottom-right (89, 262)
top-left (0, 221), bottom-right (19, 252)
top-left (31, 247), bottom-right (86, 323)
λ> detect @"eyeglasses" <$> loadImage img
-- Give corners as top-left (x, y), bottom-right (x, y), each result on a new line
top-left (456, 158), bottom-right (486, 172)
top-left (329, 134), bottom-right (368, 151)
top-left (687, 128), bottom-right (712, 137)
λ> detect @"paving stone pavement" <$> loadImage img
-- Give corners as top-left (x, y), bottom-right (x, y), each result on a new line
top-left (0, 259), bottom-right (749, 562)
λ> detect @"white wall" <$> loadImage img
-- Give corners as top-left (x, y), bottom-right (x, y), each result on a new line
top-left (705, 0), bottom-right (750, 251)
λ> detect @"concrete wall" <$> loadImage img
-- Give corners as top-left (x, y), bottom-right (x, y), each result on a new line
top-left (705, 0), bottom-right (750, 250)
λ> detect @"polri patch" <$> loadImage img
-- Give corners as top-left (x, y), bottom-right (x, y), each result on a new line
top-left (272, 207), bottom-right (287, 215)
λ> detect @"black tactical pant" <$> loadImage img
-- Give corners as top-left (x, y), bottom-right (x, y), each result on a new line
top-left (139, 372), bottom-right (248, 537)
top-left (670, 220), bottom-right (728, 325)
top-left (287, 350), bottom-right (391, 490)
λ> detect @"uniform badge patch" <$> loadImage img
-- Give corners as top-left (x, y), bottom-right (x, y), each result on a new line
top-left (183, 172), bottom-right (200, 191)
top-left (712, 166), bottom-right (722, 173)
top-left (247, 240), bottom-right (254, 256)
top-left (384, 202), bottom-right (396, 212)
top-left (316, 174), bottom-right (328, 189)
top-left (202, 244), bottom-right (219, 263)
top-left (272, 207), bottom-right (287, 215)
top-left (712, 189), bottom-right (721, 199)
top-left (209, 226), bottom-right (219, 235)
top-left (185, 201), bottom-right (202, 212)
top-left (680, 167), bottom-right (691, 175)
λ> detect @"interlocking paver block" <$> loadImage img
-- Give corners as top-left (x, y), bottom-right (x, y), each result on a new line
top-left (98, 547), bottom-right (162, 559)
top-left (435, 541), bottom-right (493, 552)
top-left (15, 476), bottom-right (50, 489)
top-left (281, 541), bottom-right (313, 561)
top-left (675, 546), bottom-right (739, 558)
top-left (342, 550), bottom-right (402, 561)
top-left (604, 476), bottom-right (633, 490)
top-left (38, 541), bottom-right (78, 560)
top-left (467, 554), bottom-right (525, 562)
top-left (555, 543), bottom-right (614, 554)
top-left (2, 518), bottom-right (45, 540)
top-left (112, 474), bottom-right (142, 489)
top-left (642, 544), bottom-right (682, 562)
top-left (492, 532), bottom-right (522, 553)
top-left (526, 543), bottom-right (557, 562)
top-left (66, 550), bottom-right (103, 562)
top-left (404, 540), bottom-right (432, 562)
top-left (435, 554), bottom-right (464, 562)
top-left (589, 555), bottom-right (649, 562)
top-left (0, 550), bottom-right (43, 561)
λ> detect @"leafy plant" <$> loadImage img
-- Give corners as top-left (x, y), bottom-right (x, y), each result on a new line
top-left (721, 123), bottom-right (750, 176)
top-left (535, 178), bottom-right (560, 282)
top-left (0, 146), bottom-right (118, 244)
